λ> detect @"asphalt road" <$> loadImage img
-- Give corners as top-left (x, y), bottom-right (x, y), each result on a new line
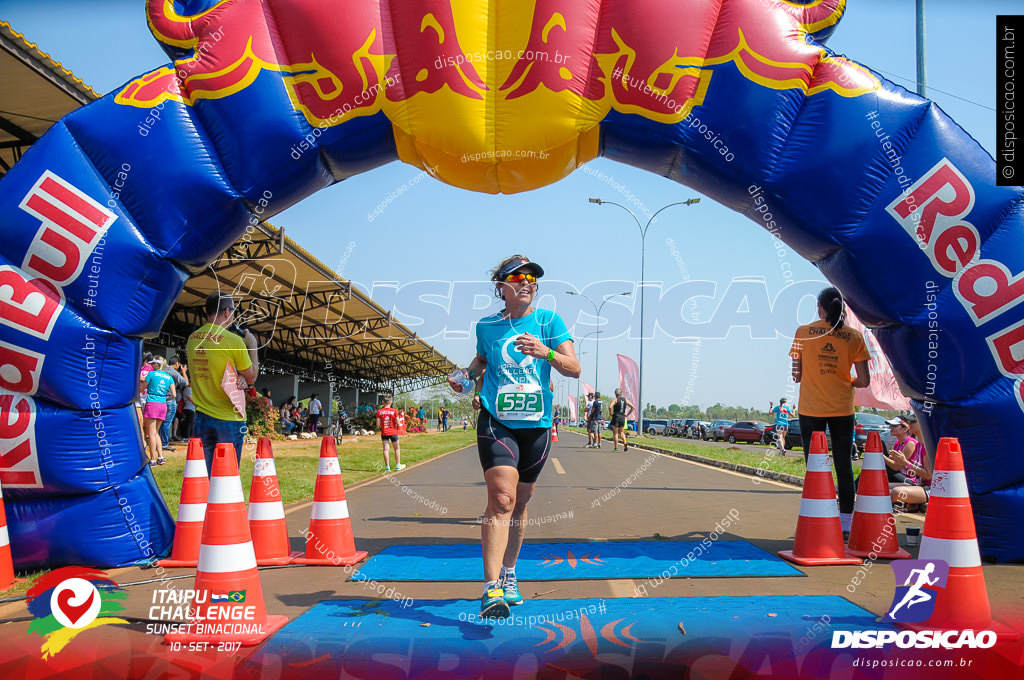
top-left (101, 430), bottom-right (1018, 620)
top-left (2, 430), bottom-right (1020, 676)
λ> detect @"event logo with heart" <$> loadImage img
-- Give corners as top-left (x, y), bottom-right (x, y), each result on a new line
top-left (26, 566), bottom-right (128, 659)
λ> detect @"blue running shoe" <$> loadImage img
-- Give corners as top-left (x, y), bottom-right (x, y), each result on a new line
top-left (480, 587), bottom-right (510, 618)
top-left (500, 573), bottom-right (524, 605)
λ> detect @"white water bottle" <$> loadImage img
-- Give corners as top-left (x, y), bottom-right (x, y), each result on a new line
top-left (449, 369), bottom-right (475, 395)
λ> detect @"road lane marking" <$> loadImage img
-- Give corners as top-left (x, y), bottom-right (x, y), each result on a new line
top-left (551, 458), bottom-right (566, 475)
top-left (608, 579), bottom-right (639, 598)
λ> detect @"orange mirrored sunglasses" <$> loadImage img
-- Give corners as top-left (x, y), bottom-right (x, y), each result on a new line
top-left (503, 272), bottom-right (537, 284)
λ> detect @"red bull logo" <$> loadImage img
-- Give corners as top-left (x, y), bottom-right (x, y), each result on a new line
top-left (119, 0), bottom-right (393, 126)
top-left (115, 0), bottom-right (879, 192)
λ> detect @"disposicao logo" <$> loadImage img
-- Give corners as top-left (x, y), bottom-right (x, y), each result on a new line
top-left (26, 566), bottom-right (128, 659)
top-left (831, 559), bottom-right (996, 650)
top-left (885, 558), bottom-right (948, 623)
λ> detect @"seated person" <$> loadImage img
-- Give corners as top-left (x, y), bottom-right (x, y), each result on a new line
top-left (883, 415), bottom-right (924, 485)
top-left (889, 450), bottom-right (932, 511)
top-left (885, 416), bottom-right (932, 510)
top-left (279, 397), bottom-right (297, 435)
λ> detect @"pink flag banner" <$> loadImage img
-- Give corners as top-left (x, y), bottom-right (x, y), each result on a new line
top-left (845, 307), bottom-right (912, 410)
top-left (568, 396), bottom-right (577, 422)
top-left (617, 354), bottom-right (640, 419)
top-left (582, 382), bottom-right (594, 398)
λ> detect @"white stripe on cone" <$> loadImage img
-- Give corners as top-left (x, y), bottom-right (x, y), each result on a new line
top-left (177, 503), bottom-right (207, 523)
top-left (798, 498), bottom-right (841, 518)
top-left (860, 453), bottom-right (886, 471)
top-left (928, 470), bottom-right (969, 498)
top-left (806, 454), bottom-right (832, 473)
top-left (253, 459), bottom-right (277, 477)
top-left (311, 500), bottom-right (350, 520)
top-left (919, 535), bottom-right (982, 568)
top-left (318, 458), bottom-right (340, 476)
top-left (184, 459), bottom-right (208, 478)
top-left (248, 501), bottom-right (286, 521)
top-left (0, 525), bottom-right (7, 548)
top-left (853, 494), bottom-right (895, 514)
top-left (197, 542), bottom-right (258, 573)
top-left (209, 476), bottom-right (245, 504)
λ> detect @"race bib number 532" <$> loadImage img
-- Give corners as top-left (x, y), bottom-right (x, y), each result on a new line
top-left (495, 383), bottom-right (543, 421)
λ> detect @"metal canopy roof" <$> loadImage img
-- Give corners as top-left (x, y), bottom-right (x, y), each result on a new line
top-left (1, 26), bottom-right (454, 392)
top-left (0, 21), bottom-right (98, 176)
top-left (158, 223), bottom-right (457, 393)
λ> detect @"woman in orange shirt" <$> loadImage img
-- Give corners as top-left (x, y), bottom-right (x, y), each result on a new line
top-left (790, 287), bottom-right (870, 533)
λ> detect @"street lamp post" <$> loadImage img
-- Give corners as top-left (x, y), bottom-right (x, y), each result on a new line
top-left (566, 290), bottom-right (632, 395)
top-left (579, 330), bottom-right (602, 392)
top-left (575, 350), bottom-right (588, 422)
top-left (588, 196), bottom-right (700, 426)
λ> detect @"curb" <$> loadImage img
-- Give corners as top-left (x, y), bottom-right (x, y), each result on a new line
top-left (601, 434), bottom-right (806, 488)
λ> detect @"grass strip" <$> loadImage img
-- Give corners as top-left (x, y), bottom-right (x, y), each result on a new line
top-left (561, 427), bottom-right (862, 485)
top-left (156, 429), bottom-right (478, 517)
top-left (0, 430), bottom-right (477, 600)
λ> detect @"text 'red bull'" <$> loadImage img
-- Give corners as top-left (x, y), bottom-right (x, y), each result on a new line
top-left (887, 158), bottom-right (1024, 412)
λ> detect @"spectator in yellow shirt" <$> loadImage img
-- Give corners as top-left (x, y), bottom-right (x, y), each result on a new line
top-left (186, 292), bottom-right (259, 472)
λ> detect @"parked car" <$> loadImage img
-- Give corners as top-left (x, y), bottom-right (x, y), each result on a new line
top-left (855, 412), bottom-right (894, 452)
top-left (771, 413), bottom-right (893, 453)
top-left (722, 420), bottom-right (770, 444)
top-left (678, 418), bottom-right (702, 438)
top-left (666, 419), bottom-right (686, 436)
top-left (708, 420), bottom-right (735, 441)
top-left (762, 420), bottom-right (804, 449)
top-left (762, 419), bottom-right (841, 451)
top-left (642, 418), bottom-right (669, 435)
top-left (647, 422), bottom-right (667, 435)
top-left (689, 420), bottom-right (712, 439)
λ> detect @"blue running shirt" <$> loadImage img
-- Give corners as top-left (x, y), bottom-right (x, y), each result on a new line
top-left (145, 370), bottom-right (175, 404)
top-left (475, 308), bottom-right (572, 430)
top-left (772, 405), bottom-right (792, 427)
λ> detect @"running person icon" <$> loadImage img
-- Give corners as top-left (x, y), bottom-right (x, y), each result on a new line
top-left (887, 562), bottom-right (940, 619)
top-left (449, 255), bottom-right (581, 618)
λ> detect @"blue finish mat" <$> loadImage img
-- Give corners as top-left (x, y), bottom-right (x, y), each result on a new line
top-left (352, 540), bottom-right (803, 581)
top-left (246, 596), bottom-right (886, 677)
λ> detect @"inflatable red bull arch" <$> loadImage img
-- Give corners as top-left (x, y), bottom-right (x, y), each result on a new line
top-left (1, 0), bottom-right (1022, 567)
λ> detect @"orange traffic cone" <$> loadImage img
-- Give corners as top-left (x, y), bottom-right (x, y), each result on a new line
top-left (916, 437), bottom-right (992, 630)
top-left (293, 436), bottom-right (368, 566)
top-left (848, 432), bottom-right (911, 559)
top-left (0, 481), bottom-right (17, 589)
top-left (248, 438), bottom-right (298, 565)
top-left (778, 431), bottom-right (862, 566)
top-left (157, 439), bottom-right (209, 567)
top-left (551, 427), bottom-right (559, 443)
top-left (165, 443), bottom-right (288, 646)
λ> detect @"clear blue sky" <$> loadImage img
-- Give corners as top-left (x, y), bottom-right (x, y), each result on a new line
top-left (1, 0), bottom-right (1011, 412)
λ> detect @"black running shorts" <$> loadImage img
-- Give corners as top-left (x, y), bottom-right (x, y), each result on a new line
top-left (476, 409), bottom-right (551, 484)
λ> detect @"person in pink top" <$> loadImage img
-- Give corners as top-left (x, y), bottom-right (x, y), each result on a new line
top-left (138, 352), bottom-right (156, 431)
top-left (885, 415), bottom-right (932, 510)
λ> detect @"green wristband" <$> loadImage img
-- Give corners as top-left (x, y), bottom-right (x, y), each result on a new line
top-left (546, 348), bottom-right (555, 361)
